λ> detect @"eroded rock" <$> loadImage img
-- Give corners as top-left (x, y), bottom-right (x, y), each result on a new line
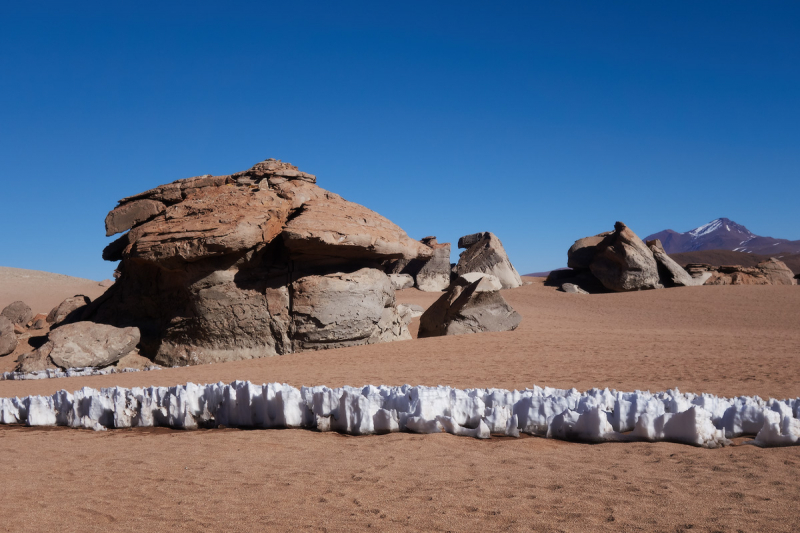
top-left (589, 222), bottom-right (662, 292)
top-left (0, 317), bottom-right (17, 356)
top-left (455, 232), bottom-right (522, 289)
top-left (647, 239), bottom-right (701, 287)
top-left (47, 295), bottom-right (91, 326)
top-left (48, 322), bottom-right (140, 369)
top-left (388, 273), bottom-right (415, 290)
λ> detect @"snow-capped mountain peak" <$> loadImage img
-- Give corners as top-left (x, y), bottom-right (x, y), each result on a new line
top-left (644, 218), bottom-right (800, 255)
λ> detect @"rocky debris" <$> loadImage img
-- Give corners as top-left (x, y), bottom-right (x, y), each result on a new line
top-left (290, 269), bottom-right (411, 352)
top-left (86, 158), bottom-right (432, 365)
top-left (29, 314), bottom-right (48, 330)
top-left (0, 317), bottom-right (17, 356)
top-left (415, 237), bottom-right (451, 292)
top-left (45, 322), bottom-right (140, 369)
top-left (561, 283), bottom-right (589, 294)
top-left (698, 258), bottom-right (797, 286)
top-left (46, 295), bottom-right (91, 327)
top-left (15, 343), bottom-right (56, 373)
top-left (1, 301), bottom-right (34, 327)
top-left (647, 239), bottom-right (703, 287)
top-left (388, 273), bottom-right (415, 290)
top-left (459, 272), bottom-right (503, 292)
top-left (418, 276), bottom-right (522, 338)
top-left (455, 232), bottom-right (522, 289)
top-left (589, 222), bottom-right (662, 292)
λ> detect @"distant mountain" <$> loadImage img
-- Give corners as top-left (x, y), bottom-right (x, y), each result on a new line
top-left (644, 218), bottom-right (800, 255)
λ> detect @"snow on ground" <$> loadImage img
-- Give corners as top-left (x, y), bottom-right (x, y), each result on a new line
top-left (1, 366), bottom-right (160, 381)
top-left (1, 381), bottom-right (799, 448)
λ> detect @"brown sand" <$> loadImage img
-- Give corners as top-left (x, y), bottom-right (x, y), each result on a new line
top-left (0, 266), bottom-right (109, 314)
top-left (0, 277), bottom-right (799, 531)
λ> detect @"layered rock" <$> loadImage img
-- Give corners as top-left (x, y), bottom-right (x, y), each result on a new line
top-left (418, 276), bottom-right (522, 338)
top-left (696, 258), bottom-right (797, 286)
top-left (455, 232), bottom-right (522, 289)
top-left (415, 237), bottom-right (451, 292)
top-left (88, 158), bottom-right (429, 365)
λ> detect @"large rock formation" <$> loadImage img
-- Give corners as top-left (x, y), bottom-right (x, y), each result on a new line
top-left (455, 232), bottom-right (522, 289)
top-left (589, 223), bottom-right (662, 292)
top-left (418, 276), bottom-right (522, 338)
top-left (86, 158), bottom-right (430, 366)
top-left (0, 316), bottom-right (17, 356)
top-left (414, 237), bottom-right (451, 292)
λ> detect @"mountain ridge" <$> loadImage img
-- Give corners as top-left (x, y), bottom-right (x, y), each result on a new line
top-left (645, 218), bottom-right (800, 255)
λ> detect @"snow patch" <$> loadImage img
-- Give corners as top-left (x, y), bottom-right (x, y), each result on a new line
top-left (2, 365), bottom-right (160, 381)
top-left (1, 382), bottom-right (798, 447)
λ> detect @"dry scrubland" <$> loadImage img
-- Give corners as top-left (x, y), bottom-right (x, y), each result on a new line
top-left (1, 277), bottom-right (799, 531)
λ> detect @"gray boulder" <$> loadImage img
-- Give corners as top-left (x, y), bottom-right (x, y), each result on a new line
top-left (590, 222), bottom-right (662, 292)
top-left (455, 232), bottom-right (522, 289)
top-left (416, 238), bottom-right (451, 292)
top-left (567, 232), bottom-right (612, 270)
top-left (460, 272), bottom-right (503, 292)
top-left (47, 295), bottom-right (92, 326)
top-left (0, 316), bottom-right (17, 356)
top-left (418, 276), bottom-right (522, 338)
top-left (388, 273), bottom-right (415, 290)
top-left (647, 239), bottom-right (702, 287)
top-left (290, 268), bottom-right (411, 351)
top-left (48, 322), bottom-right (141, 369)
top-left (1, 301), bottom-right (34, 327)
top-left (561, 283), bottom-right (589, 294)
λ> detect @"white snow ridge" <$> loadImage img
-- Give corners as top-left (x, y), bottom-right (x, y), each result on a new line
top-left (2, 382), bottom-right (799, 448)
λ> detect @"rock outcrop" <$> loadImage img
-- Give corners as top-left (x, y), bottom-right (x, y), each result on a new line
top-left (1, 301), bottom-right (33, 327)
top-left (455, 232), bottom-right (522, 289)
top-left (589, 223), bottom-right (662, 292)
top-left (0, 316), bottom-right (17, 356)
top-left (415, 237), bottom-right (451, 292)
top-left (418, 276), bottom-right (522, 338)
top-left (86, 158), bottom-right (429, 365)
top-left (647, 239), bottom-right (702, 287)
top-left (47, 295), bottom-right (91, 327)
top-left (567, 233), bottom-right (611, 270)
top-left (388, 273), bottom-right (414, 290)
top-left (692, 258), bottom-right (797, 286)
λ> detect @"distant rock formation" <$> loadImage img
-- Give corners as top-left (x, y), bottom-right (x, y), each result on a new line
top-left (688, 258), bottom-right (797, 286)
top-left (86, 158), bottom-right (432, 366)
top-left (383, 236), bottom-right (452, 292)
top-left (455, 232), bottom-right (522, 289)
top-left (561, 222), bottom-right (704, 292)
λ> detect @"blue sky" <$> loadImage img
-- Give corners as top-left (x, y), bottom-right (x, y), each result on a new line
top-left (1, 2), bottom-right (798, 280)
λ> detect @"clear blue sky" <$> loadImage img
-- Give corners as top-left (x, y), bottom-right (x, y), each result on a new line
top-left (1, 2), bottom-right (799, 280)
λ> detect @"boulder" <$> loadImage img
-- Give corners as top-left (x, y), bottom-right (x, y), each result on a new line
top-left (415, 237), bottom-right (451, 292)
top-left (388, 273), bottom-right (415, 290)
top-left (46, 295), bottom-right (91, 326)
top-left (589, 222), bottom-right (662, 292)
top-left (114, 351), bottom-right (157, 371)
top-left (459, 272), bottom-right (503, 292)
top-left (757, 258), bottom-right (796, 285)
top-left (290, 268), bottom-right (410, 351)
top-left (418, 276), bottom-right (522, 338)
top-left (455, 232), bottom-right (522, 289)
top-left (1, 301), bottom-right (34, 327)
top-left (397, 303), bottom-right (424, 318)
top-left (83, 158), bottom-right (433, 365)
top-left (47, 322), bottom-right (141, 369)
top-left (561, 283), bottom-right (588, 294)
top-left (567, 233), bottom-right (611, 270)
top-left (29, 313), bottom-right (48, 330)
top-left (647, 239), bottom-right (702, 287)
top-left (0, 316), bottom-right (17, 356)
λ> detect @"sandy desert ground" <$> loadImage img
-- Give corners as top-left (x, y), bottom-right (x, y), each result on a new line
top-left (1, 275), bottom-right (799, 531)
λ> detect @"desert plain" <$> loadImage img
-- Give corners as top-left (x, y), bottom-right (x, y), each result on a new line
top-left (0, 271), bottom-right (798, 532)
